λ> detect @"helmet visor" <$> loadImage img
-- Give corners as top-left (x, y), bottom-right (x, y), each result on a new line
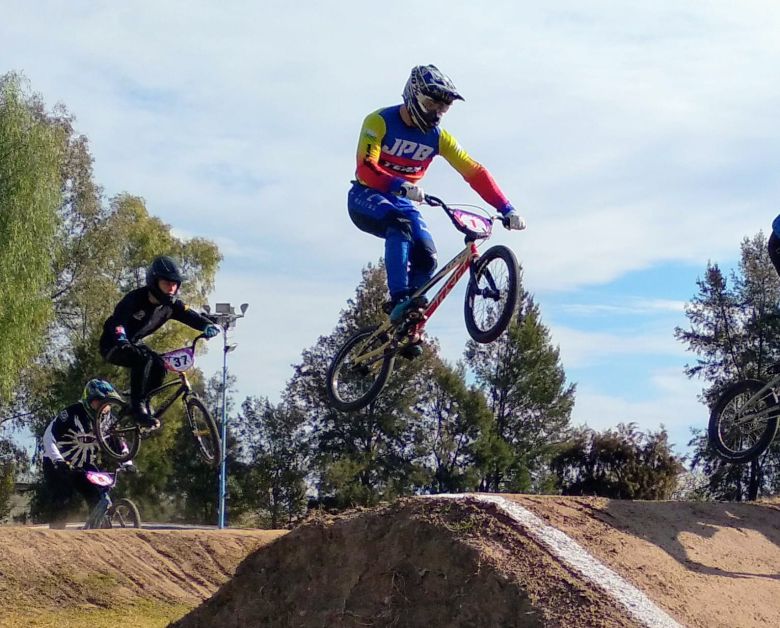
top-left (418, 94), bottom-right (452, 114)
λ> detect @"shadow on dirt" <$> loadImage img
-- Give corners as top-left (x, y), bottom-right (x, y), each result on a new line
top-left (603, 499), bottom-right (780, 580)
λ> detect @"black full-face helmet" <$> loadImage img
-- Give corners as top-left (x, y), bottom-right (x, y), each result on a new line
top-left (146, 255), bottom-right (183, 305)
top-left (402, 64), bottom-right (464, 132)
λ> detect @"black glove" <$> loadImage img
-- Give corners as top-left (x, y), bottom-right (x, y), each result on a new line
top-left (54, 460), bottom-right (70, 474)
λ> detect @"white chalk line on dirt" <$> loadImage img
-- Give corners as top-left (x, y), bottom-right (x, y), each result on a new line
top-left (426, 494), bottom-right (683, 628)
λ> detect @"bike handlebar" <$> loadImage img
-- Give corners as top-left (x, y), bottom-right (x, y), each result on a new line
top-left (191, 333), bottom-right (208, 350)
top-left (422, 194), bottom-right (525, 233)
top-left (423, 194), bottom-right (447, 209)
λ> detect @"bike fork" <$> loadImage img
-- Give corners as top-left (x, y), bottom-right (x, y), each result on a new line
top-left (86, 494), bottom-right (111, 529)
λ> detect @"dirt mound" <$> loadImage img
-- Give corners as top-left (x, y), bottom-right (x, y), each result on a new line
top-left (171, 499), bottom-right (646, 628)
top-left (5, 495), bottom-right (780, 627)
top-left (0, 528), bottom-right (284, 626)
top-left (511, 494), bottom-right (780, 628)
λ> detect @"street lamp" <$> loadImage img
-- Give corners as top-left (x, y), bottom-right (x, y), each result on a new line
top-left (203, 301), bottom-right (248, 529)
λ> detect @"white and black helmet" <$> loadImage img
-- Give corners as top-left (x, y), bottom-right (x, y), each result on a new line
top-left (402, 65), bottom-right (464, 132)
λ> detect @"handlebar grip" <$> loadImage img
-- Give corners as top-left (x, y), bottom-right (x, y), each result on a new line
top-left (504, 214), bottom-right (527, 231)
top-left (424, 194), bottom-right (445, 208)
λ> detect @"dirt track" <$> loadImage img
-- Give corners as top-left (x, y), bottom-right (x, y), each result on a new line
top-left (512, 495), bottom-right (780, 627)
top-left (0, 528), bottom-right (284, 627)
top-left (3, 496), bottom-right (780, 627)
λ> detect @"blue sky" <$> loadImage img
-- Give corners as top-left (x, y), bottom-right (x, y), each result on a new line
top-left (3, 1), bottom-right (780, 455)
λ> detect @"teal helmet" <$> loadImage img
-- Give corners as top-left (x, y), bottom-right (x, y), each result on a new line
top-left (81, 379), bottom-right (121, 415)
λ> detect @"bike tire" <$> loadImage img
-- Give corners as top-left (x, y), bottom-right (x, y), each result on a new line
top-left (108, 498), bottom-right (142, 528)
top-left (326, 326), bottom-right (395, 412)
top-left (94, 399), bottom-right (141, 463)
top-left (708, 379), bottom-right (779, 463)
top-left (185, 396), bottom-right (222, 468)
top-left (464, 245), bottom-right (519, 344)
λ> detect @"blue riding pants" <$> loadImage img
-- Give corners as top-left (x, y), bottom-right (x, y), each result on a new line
top-left (347, 183), bottom-right (437, 301)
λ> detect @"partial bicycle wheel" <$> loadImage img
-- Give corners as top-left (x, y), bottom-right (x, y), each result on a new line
top-left (464, 245), bottom-right (519, 343)
top-left (107, 498), bottom-right (142, 528)
top-left (326, 326), bottom-right (395, 412)
top-left (94, 399), bottom-right (141, 463)
top-left (185, 396), bottom-right (222, 468)
top-left (708, 379), bottom-right (779, 463)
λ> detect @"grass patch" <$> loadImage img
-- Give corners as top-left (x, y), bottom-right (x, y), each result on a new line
top-left (0, 600), bottom-right (193, 628)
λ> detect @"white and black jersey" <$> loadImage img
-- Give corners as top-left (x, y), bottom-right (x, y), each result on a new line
top-left (42, 402), bottom-right (99, 468)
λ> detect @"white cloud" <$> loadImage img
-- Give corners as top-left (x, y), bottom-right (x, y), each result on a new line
top-left (571, 368), bottom-right (706, 454)
top-left (3, 1), bottom-right (779, 446)
top-left (560, 298), bottom-right (686, 316)
top-left (549, 324), bottom-right (687, 369)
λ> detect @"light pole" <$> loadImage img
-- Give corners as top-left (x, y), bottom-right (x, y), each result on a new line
top-left (203, 301), bottom-right (248, 529)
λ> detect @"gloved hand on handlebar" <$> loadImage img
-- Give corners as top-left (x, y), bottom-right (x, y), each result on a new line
top-left (203, 324), bottom-right (221, 339)
top-left (398, 181), bottom-right (425, 202)
top-left (54, 459), bottom-right (71, 474)
top-left (500, 205), bottom-right (526, 231)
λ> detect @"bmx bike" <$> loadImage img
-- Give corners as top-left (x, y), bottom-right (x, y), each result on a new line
top-left (326, 194), bottom-right (523, 412)
top-left (83, 466), bottom-right (141, 529)
top-left (94, 334), bottom-right (222, 468)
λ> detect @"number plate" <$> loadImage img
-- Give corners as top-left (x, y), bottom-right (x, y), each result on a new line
top-left (452, 209), bottom-right (492, 237)
top-left (162, 347), bottom-right (195, 372)
top-left (85, 471), bottom-right (113, 487)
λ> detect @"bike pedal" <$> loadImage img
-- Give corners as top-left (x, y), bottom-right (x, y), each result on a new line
top-left (139, 422), bottom-right (161, 436)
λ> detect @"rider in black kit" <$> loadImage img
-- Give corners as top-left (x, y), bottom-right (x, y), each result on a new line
top-left (99, 256), bottom-right (219, 428)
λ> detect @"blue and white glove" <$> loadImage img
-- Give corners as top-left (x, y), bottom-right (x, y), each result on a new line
top-left (203, 324), bottom-right (221, 339)
top-left (501, 205), bottom-right (526, 231)
top-left (398, 181), bottom-right (425, 202)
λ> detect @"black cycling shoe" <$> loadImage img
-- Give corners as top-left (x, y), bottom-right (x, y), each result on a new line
top-left (399, 343), bottom-right (424, 360)
top-left (399, 330), bottom-right (425, 360)
top-left (131, 401), bottom-right (160, 430)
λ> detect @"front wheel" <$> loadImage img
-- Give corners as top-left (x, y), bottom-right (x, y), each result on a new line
top-left (464, 245), bottom-right (519, 343)
top-left (107, 498), bottom-right (142, 528)
top-left (708, 379), bottom-right (780, 463)
top-left (326, 326), bottom-right (395, 412)
top-left (185, 396), bottom-right (222, 468)
top-left (95, 399), bottom-right (141, 464)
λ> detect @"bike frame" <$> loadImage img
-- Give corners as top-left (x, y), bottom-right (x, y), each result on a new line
top-left (411, 242), bottom-right (480, 324)
top-left (351, 200), bottom-right (494, 367)
top-left (83, 468), bottom-right (123, 529)
top-left (84, 494), bottom-right (111, 529)
top-left (122, 335), bottom-right (205, 423)
top-left (145, 374), bottom-right (193, 422)
top-left (727, 376), bottom-right (780, 427)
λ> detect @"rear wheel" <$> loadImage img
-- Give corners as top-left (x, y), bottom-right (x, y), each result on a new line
top-left (708, 379), bottom-right (779, 463)
top-left (185, 396), bottom-right (222, 468)
top-left (94, 399), bottom-right (141, 463)
top-left (327, 326), bottom-right (395, 412)
top-left (464, 245), bottom-right (519, 343)
top-left (107, 498), bottom-right (142, 528)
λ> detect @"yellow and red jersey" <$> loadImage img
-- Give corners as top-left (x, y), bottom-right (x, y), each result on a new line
top-left (355, 104), bottom-right (511, 212)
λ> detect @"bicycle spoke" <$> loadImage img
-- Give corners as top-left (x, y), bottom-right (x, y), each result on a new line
top-left (327, 326), bottom-right (395, 411)
top-left (719, 391), bottom-right (773, 451)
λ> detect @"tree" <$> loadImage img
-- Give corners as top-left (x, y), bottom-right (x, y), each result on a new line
top-left (285, 261), bottom-right (438, 507)
top-left (411, 359), bottom-right (493, 493)
top-left (551, 423), bottom-right (684, 499)
top-left (677, 232), bottom-right (780, 500)
top-left (0, 437), bottom-right (29, 521)
top-left (465, 296), bottom-right (575, 492)
top-left (235, 397), bottom-right (308, 528)
top-left (0, 73), bottom-right (63, 404)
